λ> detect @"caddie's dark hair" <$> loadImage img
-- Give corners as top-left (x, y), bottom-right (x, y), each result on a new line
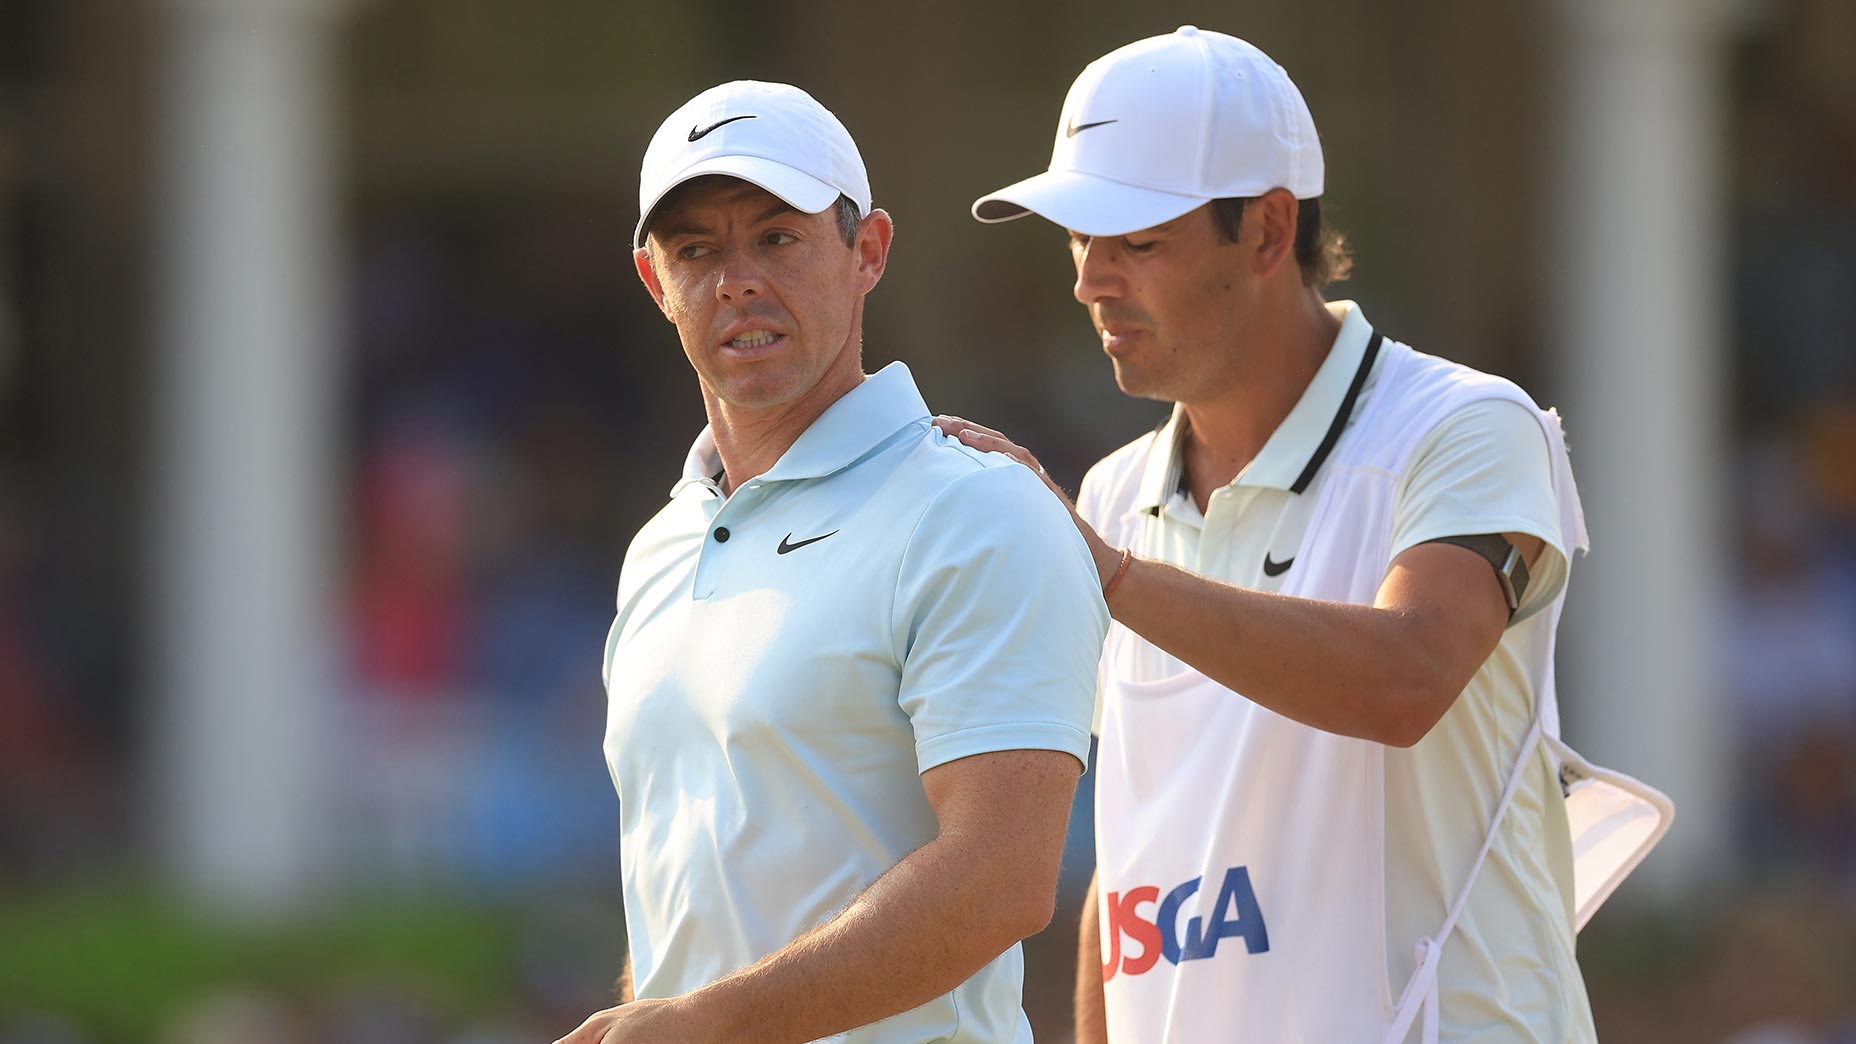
top-left (1209, 196), bottom-right (1353, 289)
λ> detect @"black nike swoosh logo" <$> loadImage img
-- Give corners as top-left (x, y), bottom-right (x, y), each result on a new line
top-left (1262, 554), bottom-right (1294, 577)
top-left (1065, 118), bottom-right (1118, 138)
top-left (777, 530), bottom-right (839, 555)
top-left (688, 114), bottom-right (756, 141)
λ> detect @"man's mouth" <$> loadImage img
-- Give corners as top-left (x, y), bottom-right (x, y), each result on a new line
top-left (728, 330), bottom-right (780, 349)
top-left (1100, 327), bottom-right (1145, 354)
top-left (720, 328), bottom-right (786, 358)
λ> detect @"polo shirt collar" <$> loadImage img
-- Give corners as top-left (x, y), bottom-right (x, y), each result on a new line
top-left (671, 361), bottom-right (930, 496)
top-left (1132, 409), bottom-right (1189, 516)
top-left (1131, 301), bottom-right (1380, 515)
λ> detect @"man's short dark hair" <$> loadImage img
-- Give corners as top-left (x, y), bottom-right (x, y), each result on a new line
top-left (1209, 196), bottom-right (1352, 289)
top-left (830, 195), bottom-right (862, 247)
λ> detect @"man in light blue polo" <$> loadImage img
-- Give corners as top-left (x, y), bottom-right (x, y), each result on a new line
top-left (554, 81), bottom-right (1109, 1044)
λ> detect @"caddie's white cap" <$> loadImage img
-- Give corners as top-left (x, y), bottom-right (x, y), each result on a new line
top-left (973, 26), bottom-right (1323, 237)
top-left (635, 80), bottom-right (872, 249)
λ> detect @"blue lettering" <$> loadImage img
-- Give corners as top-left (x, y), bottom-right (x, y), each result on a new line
top-left (1157, 876), bottom-right (1201, 964)
top-left (1183, 866), bottom-right (1270, 958)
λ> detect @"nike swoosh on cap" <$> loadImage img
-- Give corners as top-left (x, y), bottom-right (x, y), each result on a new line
top-left (1065, 118), bottom-right (1118, 137)
top-left (688, 114), bottom-right (756, 141)
top-left (1262, 554), bottom-right (1293, 577)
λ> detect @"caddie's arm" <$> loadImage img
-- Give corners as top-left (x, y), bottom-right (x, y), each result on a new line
top-left (1099, 532), bottom-right (1540, 747)
top-left (1075, 869), bottom-right (1110, 1044)
top-left (934, 417), bottom-right (1542, 749)
top-left (554, 747), bottom-right (1081, 1044)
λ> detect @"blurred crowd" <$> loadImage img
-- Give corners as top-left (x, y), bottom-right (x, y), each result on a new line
top-left (331, 212), bottom-right (650, 889)
top-left (1723, 0), bottom-right (1856, 906)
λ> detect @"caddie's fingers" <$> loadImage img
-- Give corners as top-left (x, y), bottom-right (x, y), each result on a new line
top-left (953, 427), bottom-right (1045, 470)
top-left (933, 415), bottom-right (1008, 442)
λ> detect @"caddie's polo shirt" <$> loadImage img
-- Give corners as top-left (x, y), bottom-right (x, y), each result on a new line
top-left (603, 361), bottom-right (1107, 1044)
top-left (1078, 301), bottom-right (1597, 1042)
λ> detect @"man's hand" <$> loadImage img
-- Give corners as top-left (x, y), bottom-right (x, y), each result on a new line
top-left (933, 415), bottom-right (1067, 501)
top-left (933, 415), bottom-right (1120, 582)
top-left (554, 997), bottom-right (705, 1044)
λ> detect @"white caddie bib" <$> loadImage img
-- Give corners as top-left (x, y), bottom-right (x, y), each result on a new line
top-left (1094, 338), bottom-right (1672, 1044)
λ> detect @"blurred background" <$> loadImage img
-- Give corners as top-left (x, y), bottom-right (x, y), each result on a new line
top-left (2, 0), bottom-right (1854, 1041)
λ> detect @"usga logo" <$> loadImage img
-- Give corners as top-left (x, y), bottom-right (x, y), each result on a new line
top-left (1102, 866), bottom-right (1270, 980)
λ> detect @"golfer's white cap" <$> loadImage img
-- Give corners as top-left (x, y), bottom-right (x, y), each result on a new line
top-left (973, 26), bottom-right (1323, 237)
top-left (635, 80), bottom-right (871, 250)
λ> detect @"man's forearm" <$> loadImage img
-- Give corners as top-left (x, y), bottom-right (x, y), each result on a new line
top-left (562, 753), bottom-right (1079, 1044)
top-left (1075, 870), bottom-right (1108, 1044)
top-left (683, 830), bottom-right (1053, 1044)
top-left (1107, 552), bottom-right (1489, 747)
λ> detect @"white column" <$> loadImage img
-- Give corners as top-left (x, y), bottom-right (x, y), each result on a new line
top-left (149, 0), bottom-right (350, 917)
top-left (1546, 0), bottom-right (1748, 897)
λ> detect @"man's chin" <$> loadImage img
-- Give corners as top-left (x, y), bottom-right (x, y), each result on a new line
top-left (708, 364), bottom-right (824, 413)
top-left (719, 384), bottom-right (800, 412)
top-left (1111, 364), bottom-right (1177, 404)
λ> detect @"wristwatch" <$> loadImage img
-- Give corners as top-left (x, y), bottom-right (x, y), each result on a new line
top-left (1424, 533), bottom-right (1529, 618)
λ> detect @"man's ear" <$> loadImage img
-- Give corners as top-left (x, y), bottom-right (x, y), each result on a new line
top-left (634, 246), bottom-right (674, 321)
top-left (852, 209), bottom-right (894, 295)
top-left (1249, 189), bottom-right (1299, 281)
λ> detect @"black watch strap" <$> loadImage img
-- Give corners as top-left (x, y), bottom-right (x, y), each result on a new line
top-left (1424, 533), bottom-right (1529, 619)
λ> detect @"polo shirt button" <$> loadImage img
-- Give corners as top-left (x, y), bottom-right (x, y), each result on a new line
top-left (714, 527), bottom-right (730, 542)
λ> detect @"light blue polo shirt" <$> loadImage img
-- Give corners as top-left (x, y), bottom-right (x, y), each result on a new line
top-left (602, 362), bottom-right (1107, 1044)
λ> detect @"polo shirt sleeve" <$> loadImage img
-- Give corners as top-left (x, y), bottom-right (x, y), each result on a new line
top-left (1389, 398), bottom-right (1570, 623)
top-left (1075, 457), bottom-right (1119, 736)
top-left (891, 462), bottom-right (1109, 774)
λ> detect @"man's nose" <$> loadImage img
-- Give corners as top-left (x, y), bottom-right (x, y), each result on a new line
top-left (1072, 239), bottom-right (1122, 305)
top-left (717, 250), bottom-right (767, 301)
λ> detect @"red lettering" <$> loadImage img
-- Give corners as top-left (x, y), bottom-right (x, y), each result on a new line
top-left (1119, 885), bottom-right (1162, 976)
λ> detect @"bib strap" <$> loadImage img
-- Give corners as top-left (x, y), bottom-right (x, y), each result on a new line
top-left (1383, 717), bottom-right (1546, 1044)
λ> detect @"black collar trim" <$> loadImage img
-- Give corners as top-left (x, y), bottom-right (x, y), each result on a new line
top-left (1288, 330), bottom-right (1383, 495)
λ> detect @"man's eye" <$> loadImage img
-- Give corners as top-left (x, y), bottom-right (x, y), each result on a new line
top-left (766, 231), bottom-right (798, 245)
top-left (677, 243), bottom-right (714, 260)
top-left (1124, 238), bottom-right (1157, 253)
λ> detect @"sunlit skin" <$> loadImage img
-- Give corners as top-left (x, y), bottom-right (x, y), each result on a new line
top-left (634, 175), bottom-right (892, 491)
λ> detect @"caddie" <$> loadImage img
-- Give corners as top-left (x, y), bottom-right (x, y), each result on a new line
top-left (941, 26), bottom-right (1616, 1043)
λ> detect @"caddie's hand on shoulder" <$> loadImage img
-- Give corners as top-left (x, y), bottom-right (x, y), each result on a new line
top-left (554, 997), bottom-right (708, 1044)
top-left (933, 415), bottom-right (1066, 500)
top-left (932, 415), bottom-right (1119, 582)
